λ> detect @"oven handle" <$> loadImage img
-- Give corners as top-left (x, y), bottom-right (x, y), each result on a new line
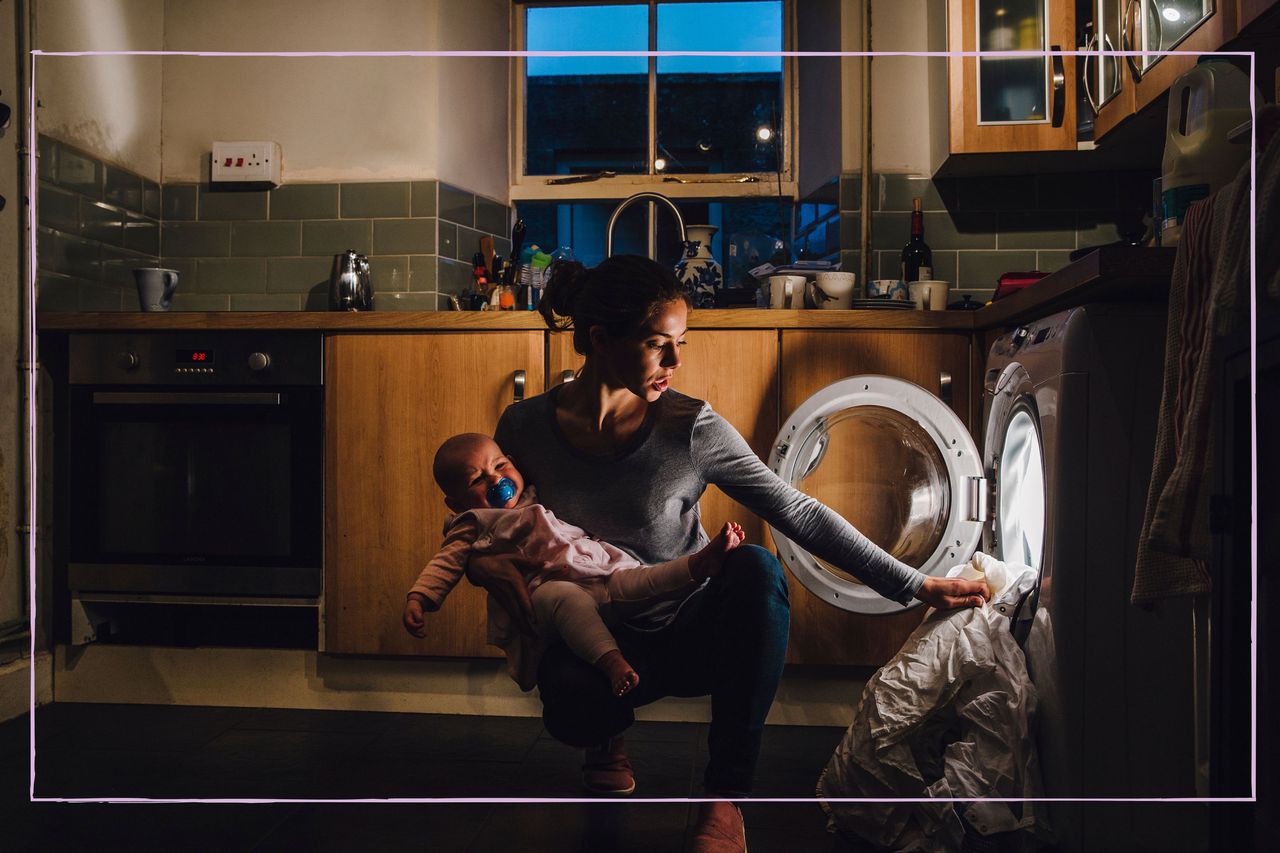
top-left (91, 391), bottom-right (283, 406)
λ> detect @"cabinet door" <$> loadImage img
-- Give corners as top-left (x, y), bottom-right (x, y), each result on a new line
top-left (1091, 0), bottom-right (1139, 140)
top-left (324, 332), bottom-right (545, 656)
top-left (949, 0), bottom-right (1078, 153)
top-left (779, 330), bottom-right (972, 666)
top-left (1132, 1), bottom-right (1236, 114)
top-left (548, 329), bottom-right (780, 548)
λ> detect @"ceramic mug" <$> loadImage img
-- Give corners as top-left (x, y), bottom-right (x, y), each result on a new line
top-left (810, 272), bottom-right (856, 309)
top-left (133, 268), bottom-right (179, 312)
top-left (766, 274), bottom-right (807, 309)
top-left (868, 279), bottom-right (909, 301)
top-left (911, 279), bottom-right (951, 311)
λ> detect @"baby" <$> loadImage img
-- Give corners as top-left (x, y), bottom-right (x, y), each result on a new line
top-left (403, 432), bottom-right (743, 696)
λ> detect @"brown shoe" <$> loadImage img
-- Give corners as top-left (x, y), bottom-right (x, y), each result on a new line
top-left (691, 800), bottom-right (747, 852)
top-left (582, 735), bottom-right (635, 795)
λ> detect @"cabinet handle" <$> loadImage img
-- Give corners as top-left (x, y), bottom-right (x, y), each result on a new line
top-left (1081, 34), bottom-right (1099, 117)
top-left (1050, 47), bottom-right (1066, 128)
top-left (1103, 33), bottom-right (1122, 100)
top-left (939, 370), bottom-right (953, 408)
top-left (559, 369), bottom-right (576, 385)
top-left (513, 369), bottom-right (526, 403)
top-left (1122, 0), bottom-right (1144, 82)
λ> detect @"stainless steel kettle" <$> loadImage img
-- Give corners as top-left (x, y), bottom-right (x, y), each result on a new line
top-left (329, 250), bottom-right (374, 311)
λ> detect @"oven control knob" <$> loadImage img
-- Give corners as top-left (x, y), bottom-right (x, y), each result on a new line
top-left (117, 351), bottom-right (139, 371)
top-left (247, 352), bottom-right (271, 372)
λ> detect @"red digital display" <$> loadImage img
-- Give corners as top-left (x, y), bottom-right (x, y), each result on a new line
top-left (176, 349), bottom-right (214, 364)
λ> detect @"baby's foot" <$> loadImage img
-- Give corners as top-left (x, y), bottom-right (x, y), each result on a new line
top-left (596, 648), bottom-right (640, 697)
top-left (690, 521), bottom-right (745, 580)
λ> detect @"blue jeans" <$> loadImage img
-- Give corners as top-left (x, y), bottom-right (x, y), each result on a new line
top-left (535, 544), bottom-right (791, 797)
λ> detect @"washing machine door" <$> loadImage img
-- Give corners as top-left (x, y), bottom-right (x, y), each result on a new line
top-left (982, 362), bottom-right (1046, 574)
top-left (767, 375), bottom-right (985, 615)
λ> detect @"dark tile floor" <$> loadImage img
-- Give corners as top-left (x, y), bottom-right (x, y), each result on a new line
top-left (2, 702), bottom-right (853, 852)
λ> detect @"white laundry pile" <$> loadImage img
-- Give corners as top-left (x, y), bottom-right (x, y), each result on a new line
top-left (817, 552), bottom-right (1051, 852)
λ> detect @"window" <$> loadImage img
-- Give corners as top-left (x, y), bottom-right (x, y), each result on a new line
top-left (514, 1), bottom-right (795, 272)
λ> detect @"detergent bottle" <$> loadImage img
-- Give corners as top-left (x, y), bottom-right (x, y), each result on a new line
top-left (1160, 57), bottom-right (1253, 247)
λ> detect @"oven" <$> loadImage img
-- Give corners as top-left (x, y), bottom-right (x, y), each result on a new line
top-left (66, 332), bottom-right (323, 602)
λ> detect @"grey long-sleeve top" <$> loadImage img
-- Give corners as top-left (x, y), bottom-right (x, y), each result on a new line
top-left (494, 387), bottom-right (926, 627)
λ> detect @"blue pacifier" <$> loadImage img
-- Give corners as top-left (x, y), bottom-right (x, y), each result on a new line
top-left (486, 477), bottom-right (517, 508)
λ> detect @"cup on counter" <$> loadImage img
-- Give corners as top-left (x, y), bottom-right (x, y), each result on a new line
top-left (867, 279), bottom-right (909, 301)
top-left (921, 279), bottom-right (952, 308)
top-left (133, 268), bottom-right (179, 312)
top-left (811, 272), bottom-right (856, 309)
top-left (766, 274), bottom-right (807, 309)
top-left (907, 280), bottom-right (951, 311)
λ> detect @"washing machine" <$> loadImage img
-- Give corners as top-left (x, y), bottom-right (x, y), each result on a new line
top-left (772, 304), bottom-right (1205, 850)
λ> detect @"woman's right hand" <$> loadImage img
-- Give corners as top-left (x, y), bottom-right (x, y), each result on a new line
top-left (914, 575), bottom-right (990, 610)
top-left (465, 552), bottom-right (542, 636)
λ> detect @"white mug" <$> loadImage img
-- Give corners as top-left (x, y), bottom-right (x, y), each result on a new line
top-left (811, 272), bottom-right (856, 309)
top-left (915, 279), bottom-right (950, 311)
top-left (133, 268), bottom-right (179, 312)
top-left (907, 280), bottom-right (930, 310)
top-left (767, 274), bottom-right (807, 309)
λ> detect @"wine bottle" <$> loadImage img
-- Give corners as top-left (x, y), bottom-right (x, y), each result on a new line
top-left (900, 197), bottom-right (933, 284)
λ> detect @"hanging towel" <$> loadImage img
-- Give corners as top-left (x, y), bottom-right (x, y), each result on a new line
top-left (1132, 111), bottom-right (1280, 603)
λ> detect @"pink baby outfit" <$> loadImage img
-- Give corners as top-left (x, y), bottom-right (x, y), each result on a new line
top-left (409, 487), bottom-right (696, 689)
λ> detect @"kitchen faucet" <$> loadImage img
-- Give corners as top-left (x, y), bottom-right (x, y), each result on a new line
top-left (604, 192), bottom-right (686, 261)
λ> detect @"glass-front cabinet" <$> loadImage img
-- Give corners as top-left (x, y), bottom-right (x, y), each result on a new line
top-left (1091, 0), bottom-right (1235, 140)
top-left (949, 0), bottom-right (1078, 152)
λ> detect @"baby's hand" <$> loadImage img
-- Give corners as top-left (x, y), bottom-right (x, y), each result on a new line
top-left (402, 596), bottom-right (428, 638)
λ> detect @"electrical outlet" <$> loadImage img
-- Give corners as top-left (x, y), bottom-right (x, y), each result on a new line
top-left (211, 141), bottom-right (282, 186)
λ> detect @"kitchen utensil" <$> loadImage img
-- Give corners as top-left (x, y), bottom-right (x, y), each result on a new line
top-left (505, 219), bottom-right (526, 287)
top-left (912, 279), bottom-right (950, 311)
top-left (867, 279), bottom-right (909, 301)
top-left (133, 268), bottom-right (179, 312)
top-left (329, 250), bottom-right (374, 311)
top-left (810, 272), bottom-right (856, 309)
top-left (766, 274), bottom-right (807, 309)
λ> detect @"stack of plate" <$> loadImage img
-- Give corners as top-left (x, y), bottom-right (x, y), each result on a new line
top-left (850, 298), bottom-right (915, 310)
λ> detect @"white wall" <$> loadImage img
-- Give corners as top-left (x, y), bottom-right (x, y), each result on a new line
top-left (868, 0), bottom-right (949, 176)
top-left (160, 0), bottom-right (509, 198)
top-left (33, 0), bottom-right (165, 180)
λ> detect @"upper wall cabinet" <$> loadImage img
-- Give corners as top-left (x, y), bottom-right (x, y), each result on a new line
top-left (1091, 0), bottom-right (1237, 140)
top-left (948, 0), bottom-right (1079, 153)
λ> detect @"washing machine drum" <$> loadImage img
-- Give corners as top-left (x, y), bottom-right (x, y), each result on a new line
top-left (768, 375), bottom-right (988, 614)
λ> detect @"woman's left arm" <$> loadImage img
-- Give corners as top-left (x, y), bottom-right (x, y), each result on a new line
top-left (693, 407), bottom-right (985, 608)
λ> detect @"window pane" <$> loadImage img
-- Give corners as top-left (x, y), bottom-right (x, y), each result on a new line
top-left (977, 0), bottom-right (1048, 123)
top-left (656, 2), bottom-right (784, 173)
top-left (515, 198), bottom-right (790, 279)
top-left (525, 4), bottom-right (649, 176)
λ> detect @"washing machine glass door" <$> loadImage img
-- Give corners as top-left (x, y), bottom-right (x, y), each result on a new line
top-left (768, 375), bottom-right (984, 614)
top-left (983, 363), bottom-right (1046, 572)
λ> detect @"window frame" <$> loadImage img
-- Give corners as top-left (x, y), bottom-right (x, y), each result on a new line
top-left (511, 0), bottom-right (798, 203)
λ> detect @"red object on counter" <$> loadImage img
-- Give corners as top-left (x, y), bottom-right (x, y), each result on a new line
top-left (992, 271), bottom-right (1049, 301)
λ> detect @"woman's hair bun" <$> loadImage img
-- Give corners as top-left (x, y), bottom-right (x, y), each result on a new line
top-left (538, 259), bottom-right (587, 332)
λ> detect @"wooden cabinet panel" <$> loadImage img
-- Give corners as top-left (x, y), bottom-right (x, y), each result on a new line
top-left (1134, 5), bottom-right (1237, 114)
top-left (548, 328), bottom-right (780, 548)
top-left (948, 0), bottom-right (1078, 153)
top-left (324, 332), bottom-right (545, 656)
top-left (779, 330), bottom-right (972, 666)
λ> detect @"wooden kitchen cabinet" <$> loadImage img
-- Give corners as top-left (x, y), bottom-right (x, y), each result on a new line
top-left (779, 329), bottom-right (973, 666)
top-left (1093, 0), bottom-right (1237, 141)
top-left (548, 328), bottom-right (781, 549)
top-left (324, 332), bottom-right (545, 657)
top-left (948, 0), bottom-right (1079, 153)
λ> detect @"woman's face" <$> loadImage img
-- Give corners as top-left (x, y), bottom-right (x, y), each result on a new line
top-left (596, 298), bottom-right (688, 403)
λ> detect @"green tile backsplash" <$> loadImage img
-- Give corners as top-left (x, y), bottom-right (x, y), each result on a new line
top-left (35, 137), bottom-right (510, 312)
top-left (839, 168), bottom-right (1156, 302)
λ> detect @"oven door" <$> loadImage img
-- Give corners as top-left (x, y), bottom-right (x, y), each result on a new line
top-left (67, 386), bottom-right (323, 597)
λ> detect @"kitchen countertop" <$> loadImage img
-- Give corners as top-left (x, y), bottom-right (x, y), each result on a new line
top-left (37, 247), bottom-right (1175, 334)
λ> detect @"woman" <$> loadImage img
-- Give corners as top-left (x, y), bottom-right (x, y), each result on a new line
top-left (471, 254), bottom-right (987, 850)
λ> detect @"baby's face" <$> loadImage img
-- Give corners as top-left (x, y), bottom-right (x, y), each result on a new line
top-left (444, 438), bottom-right (524, 512)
